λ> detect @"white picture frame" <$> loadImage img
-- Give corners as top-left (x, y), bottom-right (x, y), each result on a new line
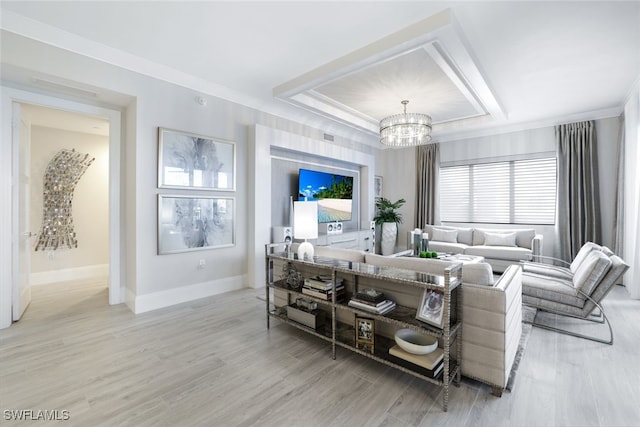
top-left (416, 289), bottom-right (444, 328)
top-left (158, 127), bottom-right (236, 191)
top-left (158, 194), bottom-right (235, 254)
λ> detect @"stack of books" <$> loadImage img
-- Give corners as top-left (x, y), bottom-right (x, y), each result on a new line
top-left (348, 288), bottom-right (396, 315)
top-left (388, 345), bottom-right (445, 378)
top-left (302, 275), bottom-right (345, 301)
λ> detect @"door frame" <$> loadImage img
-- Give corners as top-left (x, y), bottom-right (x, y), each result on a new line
top-left (0, 87), bottom-right (123, 328)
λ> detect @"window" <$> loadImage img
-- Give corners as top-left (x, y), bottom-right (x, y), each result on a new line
top-left (440, 157), bottom-right (557, 225)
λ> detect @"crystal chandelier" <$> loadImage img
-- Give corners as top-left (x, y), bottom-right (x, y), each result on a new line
top-left (379, 100), bottom-right (432, 147)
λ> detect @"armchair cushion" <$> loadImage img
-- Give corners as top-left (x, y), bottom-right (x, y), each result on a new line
top-left (570, 242), bottom-right (603, 273)
top-left (572, 250), bottom-right (612, 296)
top-left (522, 262), bottom-right (573, 280)
top-left (462, 262), bottom-right (495, 286)
top-left (522, 274), bottom-right (586, 308)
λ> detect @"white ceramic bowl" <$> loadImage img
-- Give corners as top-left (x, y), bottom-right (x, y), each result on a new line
top-left (394, 328), bottom-right (438, 355)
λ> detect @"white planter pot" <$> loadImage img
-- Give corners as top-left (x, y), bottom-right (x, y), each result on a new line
top-left (381, 222), bottom-right (397, 255)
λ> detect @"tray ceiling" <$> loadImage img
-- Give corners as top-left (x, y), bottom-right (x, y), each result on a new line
top-left (273, 10), bottom-right (504, 135)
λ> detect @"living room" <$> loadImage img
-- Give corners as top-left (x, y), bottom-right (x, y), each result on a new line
top-left (1, 1), bottom-right (639, 425)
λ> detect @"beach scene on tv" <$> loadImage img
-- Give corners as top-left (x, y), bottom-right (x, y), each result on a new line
top-left (298, 169), bottom-right (353, 222)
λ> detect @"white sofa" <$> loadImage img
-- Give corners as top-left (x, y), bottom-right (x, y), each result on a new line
top-left (421, 224), bottom-right (543, 273)
top-left (310, 245), bottom-right (523, 396)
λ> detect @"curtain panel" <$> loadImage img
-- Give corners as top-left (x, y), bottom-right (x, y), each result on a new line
top-left (555, 120), bottom-right (601, 261)
top-left (415, 143), bottom-right (439, 229)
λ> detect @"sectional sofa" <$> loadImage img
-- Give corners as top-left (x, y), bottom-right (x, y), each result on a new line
top-left (421, 224), bottom-right (543, 273)
top-left (304, 244), bottom-right (523, 396)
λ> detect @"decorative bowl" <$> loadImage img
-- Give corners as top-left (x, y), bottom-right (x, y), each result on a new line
top-left (394, 328), bottom-right (438, 355)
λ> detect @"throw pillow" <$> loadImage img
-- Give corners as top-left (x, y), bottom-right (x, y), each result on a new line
top-left (483, 231), bottom-right (517, 247)
top-left (573, 250), bottom-right (612, 296)
top-left (431, 228), bottom-right (458, 243)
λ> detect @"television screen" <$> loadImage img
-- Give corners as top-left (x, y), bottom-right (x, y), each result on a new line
top-left (298, 168), bottom-right (354, 223)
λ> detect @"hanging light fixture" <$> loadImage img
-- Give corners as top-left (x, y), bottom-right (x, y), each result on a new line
top-left (379, 100), bottom-right (432, 147)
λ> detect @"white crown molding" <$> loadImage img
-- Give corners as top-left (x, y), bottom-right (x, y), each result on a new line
top-left (434, 106), bottom-right (623, 143)
top-left (1, 10), bottom-right (374, 142)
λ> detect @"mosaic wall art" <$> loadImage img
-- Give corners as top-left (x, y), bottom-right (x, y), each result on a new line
top-left (34, 148), bottom-right (94, 251)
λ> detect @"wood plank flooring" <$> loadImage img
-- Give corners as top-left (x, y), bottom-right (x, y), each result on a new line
top-left (1, 279), bottom-right (639, 426)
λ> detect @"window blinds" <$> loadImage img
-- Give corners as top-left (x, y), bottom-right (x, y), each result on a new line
top-left (440, 157), bottom-right (557, 225)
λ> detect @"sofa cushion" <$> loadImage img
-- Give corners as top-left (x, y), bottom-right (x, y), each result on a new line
top-left (465, 245), bottom-right (532, 262)
top-left (484, 231), bottom-right (517, 247)
top-left (431, 228), bottom-right (458, 243)
top-left (427, 242), bottom-right (467, 254)
top-left (425, 225), bottom-right (474, 246)
top-left (473, 228), bottom-right (535, 249)
top-left (572, 250), bottom-right (612, 296)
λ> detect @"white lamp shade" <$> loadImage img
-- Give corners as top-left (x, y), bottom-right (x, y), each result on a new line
top-left (294, 201), bottom-right (318, 240)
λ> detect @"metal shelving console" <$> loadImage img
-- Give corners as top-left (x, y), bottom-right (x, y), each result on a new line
top-left (264, 243), bottom-right (462, 411)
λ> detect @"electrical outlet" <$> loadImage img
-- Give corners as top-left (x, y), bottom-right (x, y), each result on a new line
top-left (198, 259), bottom-right (206, 269)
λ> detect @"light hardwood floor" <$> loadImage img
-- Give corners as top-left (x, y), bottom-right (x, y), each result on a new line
top-left (1, 279), bottom-right (639, 427)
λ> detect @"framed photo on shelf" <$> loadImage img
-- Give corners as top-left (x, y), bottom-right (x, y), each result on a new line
top-left (158, 127), bottom-right (236, 190)
top-left (416, 289), bottom-right (444, 328)
top-left (374, 175), bottom-right (383, 199)
top-left (355, 315), bottom-right (375, 354)
top-left (158, 194), bottom-right (235, 254)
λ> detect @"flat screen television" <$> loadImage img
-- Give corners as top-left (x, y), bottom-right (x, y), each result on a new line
top-left (298, 168), bottom-right (354, 223)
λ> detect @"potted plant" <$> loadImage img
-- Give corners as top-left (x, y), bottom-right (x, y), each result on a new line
top-left (373, 197), bottom-right (405, 255)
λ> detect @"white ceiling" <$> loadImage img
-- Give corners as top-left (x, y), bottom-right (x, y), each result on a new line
top-left (1, 1), bottom-right (639, 145)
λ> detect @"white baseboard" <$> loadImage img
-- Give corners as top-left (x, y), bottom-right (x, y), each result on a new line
top-left (133, 274), bottom-right (247, 314)
top-left (30, 264), bottom-right (109, 285)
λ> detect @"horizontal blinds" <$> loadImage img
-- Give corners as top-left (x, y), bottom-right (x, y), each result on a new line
top-left (440, 157), bottom-right (557, 225)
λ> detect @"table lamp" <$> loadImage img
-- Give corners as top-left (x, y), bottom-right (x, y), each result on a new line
top-left (294, 201), bottom-right (318, 260)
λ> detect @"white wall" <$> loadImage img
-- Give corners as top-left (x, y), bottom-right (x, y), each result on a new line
top-left (1, 31), bottom-right (378, 315)
top-left (29, 126), bottom-right (109, 283)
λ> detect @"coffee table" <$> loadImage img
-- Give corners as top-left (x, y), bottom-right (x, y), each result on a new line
top-left (438, 253), bottom-right (485, 264)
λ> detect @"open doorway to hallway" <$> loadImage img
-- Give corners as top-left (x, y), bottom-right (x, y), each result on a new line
top-left (17, 103), bottom-right (110, 320)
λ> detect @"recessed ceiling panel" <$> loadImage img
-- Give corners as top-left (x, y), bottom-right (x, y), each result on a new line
top-left (273, 9), bottom-right (504, 136)
top-left (313, 47), bottom-right (482, 123)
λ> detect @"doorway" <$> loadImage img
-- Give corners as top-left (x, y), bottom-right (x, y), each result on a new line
top-left (25, 103), bottom-right (110, 288)
top-left (0, 87), bottom-right (123, 328)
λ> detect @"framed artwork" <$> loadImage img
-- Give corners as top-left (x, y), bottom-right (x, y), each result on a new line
top-left (374, 175), bottom-right (383, 198)
top-left (355, 315), bottom-right (375, 354)
top-left (158, 127), bottom-right (236, 190)
top-left (416, 289), bottom-right (444, 328)
top-left (158, 195), bottom-right (235, 254)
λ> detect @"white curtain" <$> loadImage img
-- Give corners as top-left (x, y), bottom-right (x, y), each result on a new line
top-left (623, 85), bottom-right (640, 299)
top-left (612, 115), bottom-right (625, 257)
